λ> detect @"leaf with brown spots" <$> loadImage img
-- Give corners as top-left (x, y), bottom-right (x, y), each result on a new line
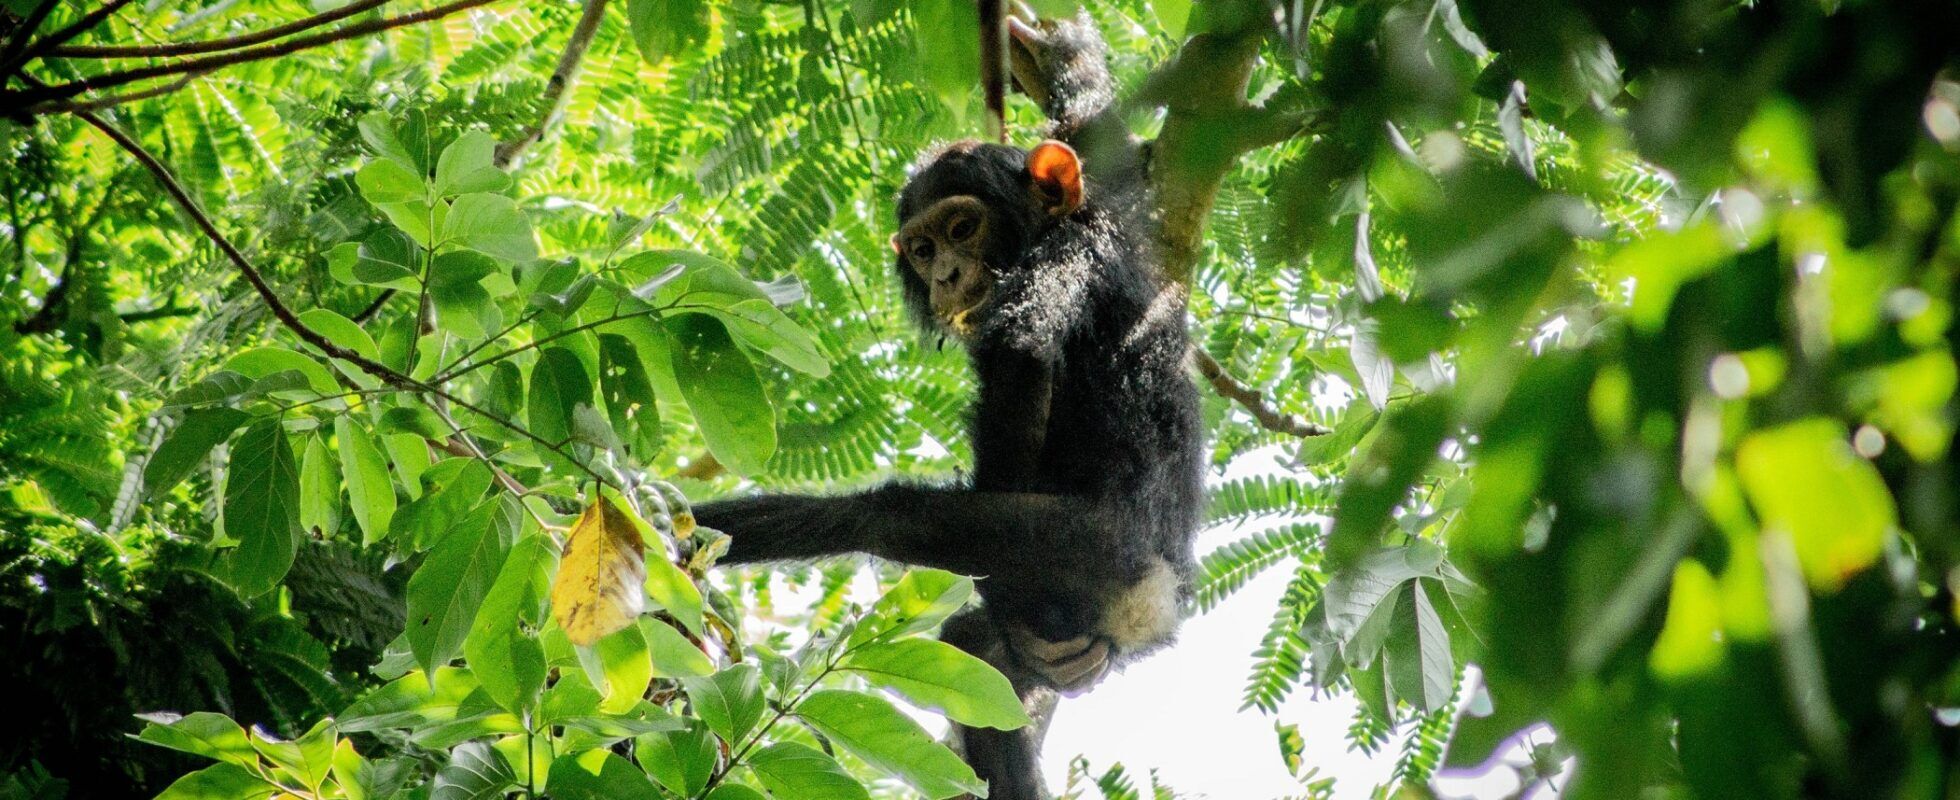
top-left (552, 495), bottom-right (648, 646)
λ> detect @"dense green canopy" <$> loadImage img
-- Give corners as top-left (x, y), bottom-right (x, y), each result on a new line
top-left (2, 0), bottom-right (1958, 798)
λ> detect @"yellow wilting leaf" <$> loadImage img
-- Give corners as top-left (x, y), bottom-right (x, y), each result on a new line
top-left (552, 495), bottom-right (648, 646)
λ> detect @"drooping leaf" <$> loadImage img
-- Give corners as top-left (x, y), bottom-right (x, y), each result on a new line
top-left (406, 496), bottom-right (519, 674)
top-left (336, 416), bottom-right (397, 545)
top-left (796, 689), bottom-right (985, 798)
top-left (840, 639), bottom-right (1031, 730)
top-left (666, 314), bottom-right (774, 476)
top-left (551, 495), bottom-right (648, 646)
top-left (746, 742), bottom-right (871, 800)
top-left (678, 664), bottom-right (765, 744)
top-left (223, 418), bottom-right (302, 596)
top-left (145, 407), bottom-right (249, 499)
top-left (464, 532), bottom-right (556, 714)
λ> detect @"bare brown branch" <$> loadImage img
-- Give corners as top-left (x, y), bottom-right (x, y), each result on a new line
top-left (496, 0), bottom-right (609, 168)
top-left (48, 0), bottom-right (389, 58)
top-left (1192, 348), bottom-right (1331, 438)
top-left (7, 0), bottom-right (502, 107)
top-left (13, 0), bottom-right (133, 64)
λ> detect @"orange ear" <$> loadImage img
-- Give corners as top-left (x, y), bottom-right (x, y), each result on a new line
top-left (890, 234), bottom-right (902, 255)
top-left (1027, 140), bottom-right (1084, 215)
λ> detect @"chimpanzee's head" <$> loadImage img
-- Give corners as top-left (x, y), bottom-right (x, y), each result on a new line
top-left (892, 139), bottom-right (1085, 338)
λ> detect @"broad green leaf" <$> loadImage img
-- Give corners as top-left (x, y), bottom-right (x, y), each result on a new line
top-left (913, 0), bottom-right (979, 105)
top-left (528, 345), bottom-right (594, 451)
top-left (338, 668), bottom-right (483, 732)
top-left (636, 720), bottom-right (717, 797)
top-left (407, 496), bottom-right (519, 673)
top-left (746, 742), bottom-right (871, 800)
top-left (666, 314), bottom-right (774, 476)
top-left (134, 712), bottom-right (257, 767)
top-left (464, 532), bottom-right (556, 715)
top-left (1650, 559), bottom-right (1725, 680)
top-left (854, 569), bottom-right (974, 644)
top-left (380, 405), bottom-right (450, 441)
top-left (599, 333), bottom-right (662, 460)
top-left (1384, 580), bottom-right (1454, 713)
top-left (327, 228), bottom-right (422, 291)
top-left (551, 495), bottom-right (648, 646)
top-left (336, 417), bottom-right (397, 544)
top-left (298, 308), bottom-right (383, 362)
top-left (250, 718), bottom-right (335, 793)
top-left (1325, 396), bottom-right (1452, 570)
top-left (146, 407), bottom-right (249, 499)
top-left (163, 370), bottom-right (257, 408)
top-left (625, 0), bottom-right (710, 63)
top-left (706, 784), bottom-right (768, 800)
top-left (432, 740), bottom-right (515, 800)
top-left (384, 431), bottom-right (432, 497)
top-left (796, 690), bottom-right (984, 798)
top-left (679, 664), bottom-right (765, 744)
top-left (1735, 418), bottom-right (1894, 591)
top-left (299, 433), bottom-right (340, 535)
top-left (580, 621), bottom-right (654, 714)
top-left (153, 762), bottom-right (274, 800)
top-left (357, 158), bottom-right (425, 205)
top-left (443, 192), bottom-right (537, 263)
top-left (359, 110), bottom-right (432, 172)
top-left (435, 131), bottom-right (512, 196)
top-left (839, 639), bottom-right (1030, 730)
top-left (331, 739), bottom-right (368, 800)
top-left (644, 538), bottom-right (705, 636)
top-left (224, 346), bottom-right (340, 395)
top-left (643, 617), bottom-right (715, 677)
top-left (547, 750), bottom-right (660, 800)
top-left (223, 418), bottom-right (301, 596)
top-left (389, 459), bottom-right (494, 550)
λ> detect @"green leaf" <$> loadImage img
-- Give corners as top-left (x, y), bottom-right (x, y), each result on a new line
top-left (1384, 580), bottom-right (1455, 713)
top-left (298, 308), bottom-right (383, 363)
top-left (666, 314), bottom-right (775, 476)
top-left (643, 617), bottom-right (715, 678)
top-left (636, 720), bottom-right (717, 797)
top-left (380, 405), bottom-right (451, 441)
top-left (357, 158), bottom-right (425, 205)
top-left (250, 718), bottom-right (336, 793)
top-left (384, 432), bottom-right (432, 497)
top-left (299, 433), bottom-right (340, 535)
top-left (223, 418), bottom-right (301, 596)
top-left (430, 251), bottom-right (504, 340)
top-left (746, 742), bottom-right (871, 800)
top-left (464, 532), bottom-right (555, 714)
top-left (840, 639), bottom-right (1030, 730)
top-left (407, 496), bottom-right (519, 674)
top-left (599, 333), bottom-right (662, 460)
top-left (328, 228), bottom-right (422, 291)
top-left (163, 370), bottom-right (257, 408)
top-left (705, 785), bottom-right (768, 800)
top-left (581, 621), bottom-right (654, 714)
top-left (679, 664), bottom-right (765, 744)
top-left (145, 407), bottom-right (249, 499)
top-left (432, 740), bottom-right (516, 800)
top-left (443, 192), bottom-right (538, 263)
top-left (435, 131), bottom-right (512, 196)
top-left (528, 346), bottom-right (594, 450)
top-left (547, 750), bottom-right (661, 800)
top-left (912, 0), bottom-right (979, 106)
top-left (134, 712), bottom-right (257, 767)
top-left (339, 668), bottom-right (482, 732)
top-left (854, 569), bottom-right (974, 644)
top-left (1735, 418), bottom-right (1895, 592)
top-left (359, 110), bottom-right (432, 173)
top-left (223, 346), bottom-right (340, 395)
top-left (153, 762), bottom-right (274, 800)
top-left (1325, 396), bottom-right (1452, 570)
top-left (796, 690), bottom-right (985, 798)
top-left (390, 459), bottom-right (495, 550)
top-left (625, 0), bottom-right (709, 63)
top-left (336, 416), bottom-right (397, 545)
top-left (644, 539), bottom-right (705, 636)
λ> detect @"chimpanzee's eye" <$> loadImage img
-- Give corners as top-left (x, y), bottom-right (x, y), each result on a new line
top-left (910, 238), bottom-right (936, 261)
top-left (947, 214), bottom-right (979, 242)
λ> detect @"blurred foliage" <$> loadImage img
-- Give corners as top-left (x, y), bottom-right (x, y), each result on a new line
top-left (1, 0), bottom-right (1958, 797)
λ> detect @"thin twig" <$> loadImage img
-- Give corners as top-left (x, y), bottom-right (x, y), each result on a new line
top-left (0, 0), bottom-right (60, 75)
top-left (1191, 347), bottom-right (1331, 438)
top-left (69, 102), bottom-right (619, 489)
top-left (9, 0), bottom-right (502, 105)
top-left (495, 0), bottom-right (608, 167)
top-left (24, 69), bottom-right (205, 115)
top-left (48, 0), bottom-right (390, 58)
top-left (350, 288), bottom-right (396, 323)
top-left (13, 0), bottom-right (133, 64)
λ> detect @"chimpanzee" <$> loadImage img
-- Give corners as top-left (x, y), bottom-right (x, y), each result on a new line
top-left (696, 14), bottom-right (1203, 799)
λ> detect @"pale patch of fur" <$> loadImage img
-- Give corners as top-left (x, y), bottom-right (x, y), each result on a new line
top-left (1103, 558), bottom-right (1182, 652)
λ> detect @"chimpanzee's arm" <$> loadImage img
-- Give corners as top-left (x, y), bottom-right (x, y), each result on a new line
top-left (699, 485), bottom-right (1091, 577)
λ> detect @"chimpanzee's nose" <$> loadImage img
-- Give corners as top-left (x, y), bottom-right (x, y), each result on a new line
top-left (936, 267), bottom-right (960, 287)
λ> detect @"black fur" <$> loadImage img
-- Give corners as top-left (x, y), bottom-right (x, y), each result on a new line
top-left (696, 16), bottom-right (1203, 799)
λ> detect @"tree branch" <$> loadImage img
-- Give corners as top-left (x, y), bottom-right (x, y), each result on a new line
top-left (1191, 348), bottom-right (1330, 438)
top-left (12, 0), bottom-right (132, 65)
top-left (23, 69), bottom-right (206, 115)
top-left (0, 0), bottom-right (60, 76)
top-left (350, 288), bottom-right (396, 323)
top-left (47, 0), bottom-right (389, 58)
top-left (6, 0), bottom-right (502, 108)
top-left (69, 102), bottom-right (619, 489)
top-left (495, 0), bottom-right (608, 168)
